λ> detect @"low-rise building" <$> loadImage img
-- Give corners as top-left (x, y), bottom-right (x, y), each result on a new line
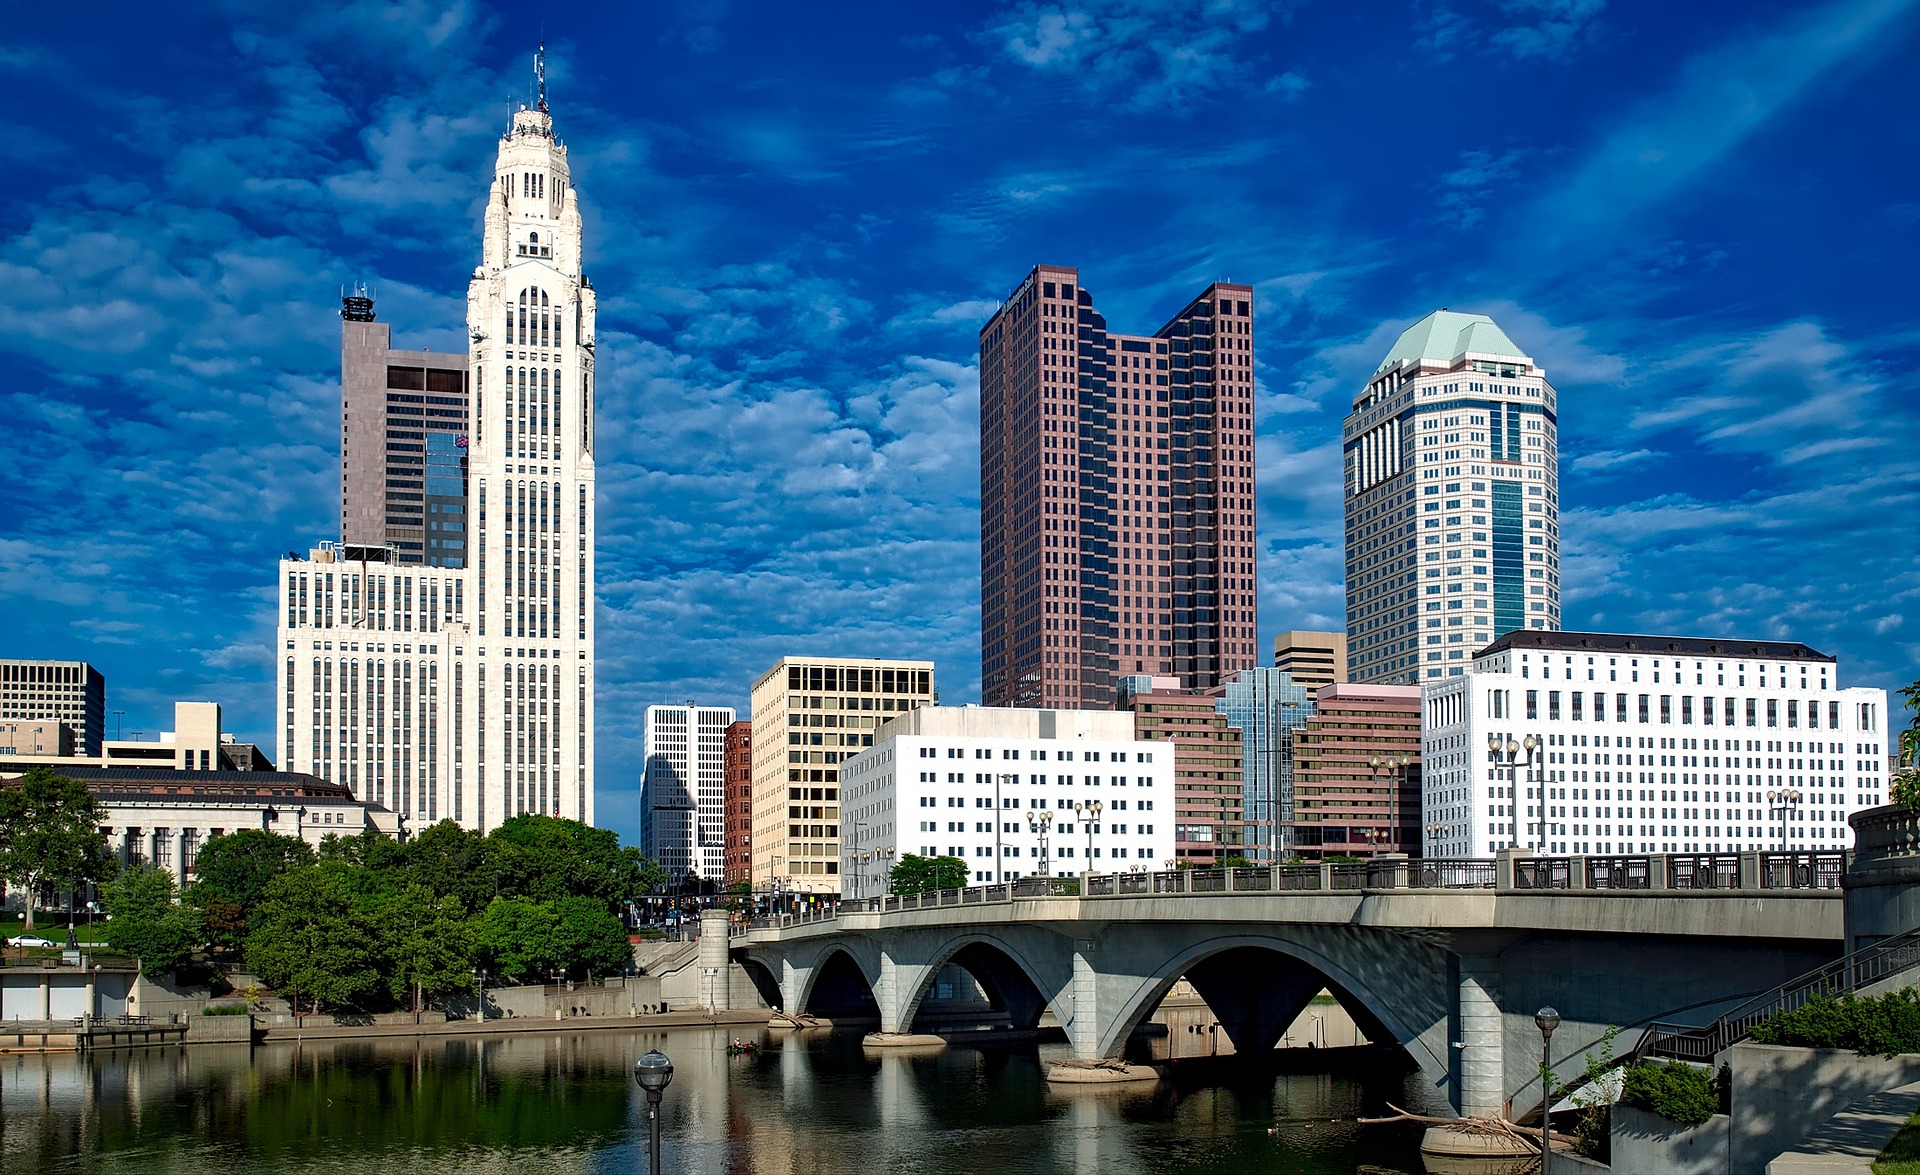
top-left (1420, 630), bottom-right (1891, 858)
top-left (723, 720), bottom-right (752, 886)
top-left (1286, 684), bottom-right (1423, 860)
top-left (839, 706), bottom-right (1176, 895)
top-left (1117, 678), bottom-right (1250, 865)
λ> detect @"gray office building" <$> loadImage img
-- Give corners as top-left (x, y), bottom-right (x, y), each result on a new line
top-left (339, 290), bottom-right (471, 567)
top-left (0, 660), bottom-right (106, 757)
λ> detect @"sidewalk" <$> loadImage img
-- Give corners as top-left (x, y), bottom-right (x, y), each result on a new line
top-left (253, 1007), bottom-right (772, 1044)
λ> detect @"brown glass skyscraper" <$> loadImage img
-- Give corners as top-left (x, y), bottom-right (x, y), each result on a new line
top-left (980, 264), bottom-right (1259, 709)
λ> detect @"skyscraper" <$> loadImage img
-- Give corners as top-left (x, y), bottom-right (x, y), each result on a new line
top-left (980, 265), bottom-right (1259, 711)
top-left (1343, 310), bottom-right (1560, 684)
top-left (275, 66), bottom-right (597, 831)
top-left (339, 292), bottom-right (470, 567)
top-left (640, 703), bottom-right (734, 880)
top-left (1209, 666), bottom-right (1315, 862)
top-left (748, 656), bottom-right (935, 892)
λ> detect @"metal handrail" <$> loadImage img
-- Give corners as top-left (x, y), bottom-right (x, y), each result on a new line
top-left (1641, 923), bottom-right (1920, 1061)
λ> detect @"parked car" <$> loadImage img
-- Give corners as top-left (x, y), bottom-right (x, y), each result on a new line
top-left (7, 936), bottom-right (57, 948)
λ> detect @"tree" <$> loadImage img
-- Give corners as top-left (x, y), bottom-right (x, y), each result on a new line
top-left (101, 863), bottom-right (203, 975)
top-left (485, 815), bottom-right (663, 908)
top-left (889, 854), bottom-right (970, 895)
top-left (372, 883), bottom-right (475, 1016)
top-left (400, 820), bottom-right (495, 914)
top-left (190, 829), bottom-right (315, 944)
top-left (473, 895), bottom-right (562, 983)
top-left (0, 767), bottom-right (113, 931)
top-left (552, 895), bottom-right (632, 979)
top-left (1219, 855), bottom-right (1255, 870)
top-left (1893, 680), bottom-right (1920, 809)
top-left (246, 864), bottom-right (382, 1017)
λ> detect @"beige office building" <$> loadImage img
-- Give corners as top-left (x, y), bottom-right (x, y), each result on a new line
top-left (749, 656), bottom-right (935, 892)
top-left (1273, 631), bottom-right (1348, 691)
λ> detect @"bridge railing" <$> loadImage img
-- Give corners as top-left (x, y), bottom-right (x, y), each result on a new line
top-left (1641, 922), bottom-right (1920, 1062)
top-left (746, 850), bottom-right (1851, 929)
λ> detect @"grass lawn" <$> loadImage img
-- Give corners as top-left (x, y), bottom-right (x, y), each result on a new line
top-left (2, 916), bottom-right (112, 945)
top-left (1874, 1108), bottom-right (1920, 1175)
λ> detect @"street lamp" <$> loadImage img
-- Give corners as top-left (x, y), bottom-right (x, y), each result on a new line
top-left (1488, 732), bottom-right (1546, 852)
top-left (1027, 810), bottom-right (1055, 877)
top-left (1768, 788), bottom-right (1803, 852)
top-left (473, 968), bottom-right (486, 1022)
top-left (997, 773), bottom-right (1017, 884)
top-left (1535, 1006), bottom-right (1561, 1175)
top-left (1370, 754), bottom-right (1413, 857)
top-left (1074, 801), bottom-right (1103, 871)
top-left (633, 1049), bottom-right (674, 1175)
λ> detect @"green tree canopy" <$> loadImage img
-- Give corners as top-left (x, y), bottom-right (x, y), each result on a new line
top-left (0, 767), bottom-right (114, 931)
top-left (371, 883), bottom-right (475, 1013)
top-left (473, 895), bottom-right (562, 983)
top-left (190, 829), bottom-right (315, 935)
top-left (551, 896), bottom-right (632, 979)
top-left (101, 863), bottom-right (203, 975)
top-left (889, 854), bottom-right (969, 895)
top-left (246, 863), bottom-right (381, 1015)
top-left (486, 815), bottom-right (662, 908)
top-left (400, 820), bottom-right (495, 913)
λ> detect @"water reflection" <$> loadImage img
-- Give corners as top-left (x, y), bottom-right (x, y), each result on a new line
top-left (0, 1027), bottom-right (1438, 1174)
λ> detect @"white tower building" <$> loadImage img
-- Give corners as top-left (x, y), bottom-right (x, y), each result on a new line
top-left (641, 703), bottom-right (735, 880)
top-left (274, 66), bottom-right (597, 832)
top-left (1420, 631), bottom-right (1889, 859)
top-left (1343, 310), bottom-right (1561, 684)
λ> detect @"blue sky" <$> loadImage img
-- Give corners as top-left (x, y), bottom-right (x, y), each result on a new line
top-left (3, 0), bottom-right (1916, 850)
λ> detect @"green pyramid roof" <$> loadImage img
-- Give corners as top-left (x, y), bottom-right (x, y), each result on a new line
top-left (1375, 310), bottom-right (1529, 374)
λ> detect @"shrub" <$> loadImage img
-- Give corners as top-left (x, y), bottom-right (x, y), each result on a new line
top-left (202, 1003), bottom-right (251, 1016)
top-left (1622, 1061), bottom-right (1717, 1127)
top-left (1748, 988), bottom-right (1920, 1057)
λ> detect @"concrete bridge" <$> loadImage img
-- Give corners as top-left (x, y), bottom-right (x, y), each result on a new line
top-left (733, 851), bottom-right (1848, 1119)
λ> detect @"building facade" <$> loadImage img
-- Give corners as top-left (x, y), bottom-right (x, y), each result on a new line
top-left (276, 80), bottom-right (597, 832)
top-left (640, 703), bottom-right (734, 880)
top-left (1208, 667), bottom-right (1315, 862)
top-left (748, 657), bottom-right (936, 892)
top-left (1118, 677), bottom-right (1249, 865)
top-left (1420, 631), bottom-right (1891, 858)
top-left (723, 720), bottom-right (752, 886)
top-left (838, 706), bottom-right (1176, 895)
top-left (979, 265), bottom-right (1259, 711)
top-left (1286, 684), bottom-right (1423, 860)
top-left (0, 702), bottom-right (271, 774)
top-left (1343, 310), bottom-right (1560, 685)
top-left (339, 293), bottom-right (471, 568)
top-left (0, 660), bottom-right (105, 757)
top-left (1273, 631), bottom-right (1348, 691)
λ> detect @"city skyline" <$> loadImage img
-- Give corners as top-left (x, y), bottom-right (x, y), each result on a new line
top-left (2, 1), bottom-right (1916, 851)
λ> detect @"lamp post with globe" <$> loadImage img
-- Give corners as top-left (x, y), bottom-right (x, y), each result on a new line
top-left (633, 1049), bottom-right (674, 1175)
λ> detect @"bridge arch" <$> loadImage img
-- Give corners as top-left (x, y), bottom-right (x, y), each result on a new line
top-left (793, 944), bottom-right (882, 1021)
top-left (897, 932), bottom-right (1068, 1035)
top-left (1094, 931), bottom-right (1446, 1088)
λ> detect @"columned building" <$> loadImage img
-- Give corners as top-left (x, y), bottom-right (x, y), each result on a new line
top-left (1420, 631), bottom-right (1890, 858)
top-left (1343, 310), bottom-right (1560, 684)
top-left (275, 71), bottom-right (597, 832)
top-left (980, 265), bottom-right (1259, 711)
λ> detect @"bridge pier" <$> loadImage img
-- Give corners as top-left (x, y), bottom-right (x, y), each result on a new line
top-left (1067, 941), bottom-right (1102, 1060)
top-left (1454, 952), bottom-right (1506, 1119)
top-left (874, 951), bottom-right (905, 1034)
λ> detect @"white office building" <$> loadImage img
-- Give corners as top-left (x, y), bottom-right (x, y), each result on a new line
top-left (275, 72), bottom-right (598, 831)
top-left (839, 707), bottom-right (1177, 896)
top-left (641, 703), bottom-right (735, 880)
top-left (1420, 631), bottom-right (1890, 858)
top-left (1343, 310), bottom-right (1561, 685)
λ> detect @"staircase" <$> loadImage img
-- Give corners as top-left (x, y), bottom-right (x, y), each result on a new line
top-left (1639, 924), bottom-right (1920, 1062)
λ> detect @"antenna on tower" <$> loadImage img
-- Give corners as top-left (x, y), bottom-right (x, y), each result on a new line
top-left (535, 41), bottom-right (548, 113)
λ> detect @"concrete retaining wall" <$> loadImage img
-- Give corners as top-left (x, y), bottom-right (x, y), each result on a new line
top-left (1612, 1105), bottom-right (1729, 1174)
top-left (1730, 1042), bottom-right (1920, 1173)
top-left (184, 1013), bottom-right (256, 1043)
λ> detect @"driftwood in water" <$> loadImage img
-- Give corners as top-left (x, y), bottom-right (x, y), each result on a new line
top-left (1360, 1102), bottom-right (1573, 1153)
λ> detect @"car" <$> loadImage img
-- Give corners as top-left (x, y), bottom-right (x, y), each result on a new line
top-left (7, 936), bottom-right (56, 948)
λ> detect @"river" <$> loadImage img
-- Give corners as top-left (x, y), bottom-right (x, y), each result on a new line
top-left (0, 1025), bottom-right (1448, 1173)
